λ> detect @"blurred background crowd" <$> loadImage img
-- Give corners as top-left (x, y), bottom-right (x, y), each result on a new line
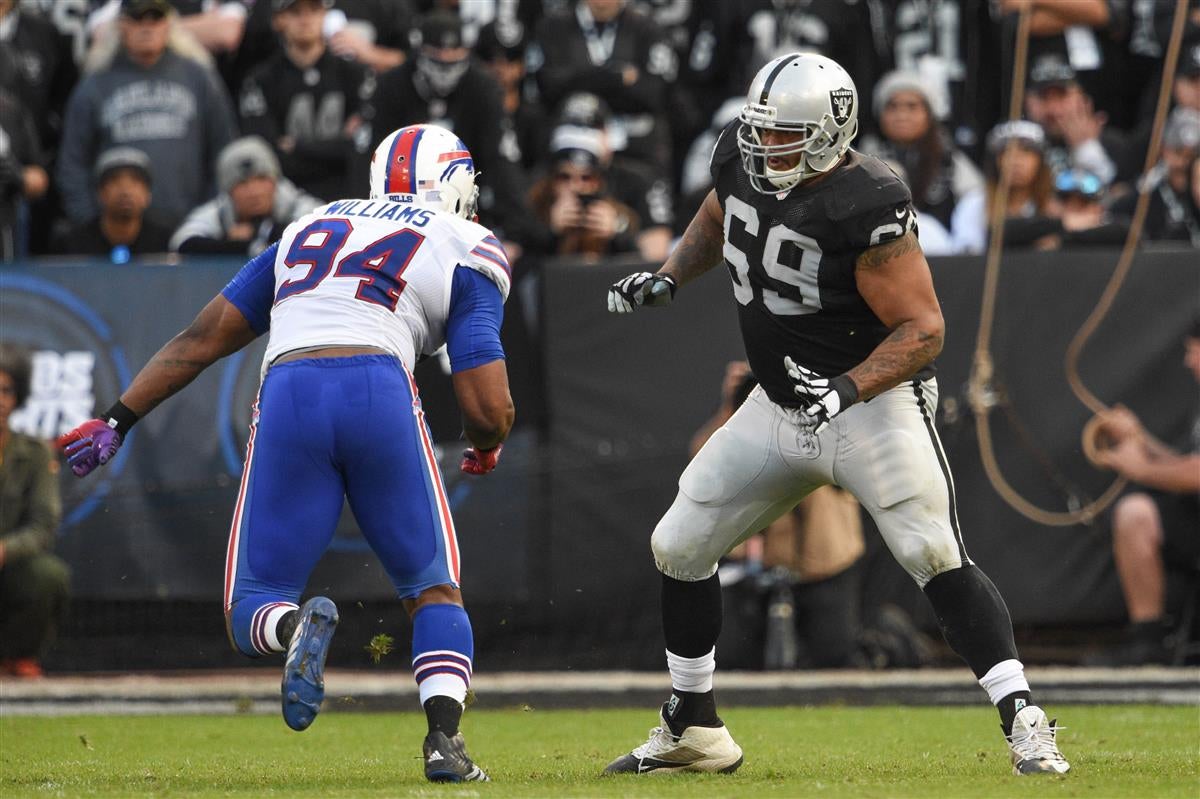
top-left (1, 0), bottom-right (1199, 679)
top-left (2, 0), bottom-right (1199, 266)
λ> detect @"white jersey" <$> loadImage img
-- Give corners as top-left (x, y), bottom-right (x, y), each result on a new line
top-left (263, 196), bottom-right (511, 371)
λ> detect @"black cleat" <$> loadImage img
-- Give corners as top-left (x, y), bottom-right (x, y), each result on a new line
top-left (423, 731), bottom-right (490, 782)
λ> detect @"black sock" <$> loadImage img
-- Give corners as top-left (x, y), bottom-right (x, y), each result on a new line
top-left (662, 689), bottom-right (721, 736)
top-left (424, 695), bottom-right (463, 737)
top-left (923, 565), bottom-right (1019, 678)
top-left (275, 610), bottom-right (298, 649)
top-left (662, 573), bottom-right (722, 657)
top-left (997, 690), bottom-right (1033, 736)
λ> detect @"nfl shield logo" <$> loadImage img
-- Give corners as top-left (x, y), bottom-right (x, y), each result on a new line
top-left (829, 88), bottom-right (854, 125)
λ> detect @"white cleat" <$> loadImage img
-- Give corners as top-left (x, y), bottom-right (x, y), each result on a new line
top-left (603, 712), bottom-right (743, 775)
top-left (1007, 706), bottom-right (1070, 775)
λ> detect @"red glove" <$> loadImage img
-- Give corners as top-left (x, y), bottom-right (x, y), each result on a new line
top-left (460, 444), bottom-right (502, 475)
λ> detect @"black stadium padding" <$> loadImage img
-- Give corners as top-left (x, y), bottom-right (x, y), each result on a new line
top-left (2, 248), bottom-right (1196, 670)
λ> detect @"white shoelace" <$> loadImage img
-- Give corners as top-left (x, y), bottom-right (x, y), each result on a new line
top-left (1008, 721), bottom-right (1068, 763)
top-left (631, 726), bottom-right (681, 759)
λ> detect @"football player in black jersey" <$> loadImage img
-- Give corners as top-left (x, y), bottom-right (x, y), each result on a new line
top-left (605, 52), bottom-right (1070, 778)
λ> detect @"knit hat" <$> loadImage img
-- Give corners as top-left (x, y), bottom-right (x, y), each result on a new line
top-left (872, 70), bottom-right (949, 121)
top-left (94, 147), bottom-right (152, 186)
top-left (217, 136), bottom-right (280, 194)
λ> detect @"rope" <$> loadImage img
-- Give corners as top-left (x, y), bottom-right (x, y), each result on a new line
top-left (967, 0), bottom-right (1190, 527)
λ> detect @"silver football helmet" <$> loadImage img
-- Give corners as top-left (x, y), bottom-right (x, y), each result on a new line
top-left (738, 53), bottom-right (860, 193)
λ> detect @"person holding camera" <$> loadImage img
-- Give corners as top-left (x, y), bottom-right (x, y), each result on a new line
top-left (526, 127), bottom-right (641, 262)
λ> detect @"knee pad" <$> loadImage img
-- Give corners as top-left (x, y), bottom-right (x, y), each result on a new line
top-left (651, 521), bottom-right (718, 582)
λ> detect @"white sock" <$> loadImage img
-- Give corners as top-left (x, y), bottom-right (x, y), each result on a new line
top-left (979, 658), bottom-right (1030, 705)
top-left (666, 647), bottom-right (716, 694)
top-left (262, 603), bottom-right (299, 652)
top-left (418, 673), bottom-right (468, 706)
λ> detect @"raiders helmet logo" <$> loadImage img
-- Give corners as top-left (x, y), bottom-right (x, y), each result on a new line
top-left (829, 88), bottom-right (854, 126)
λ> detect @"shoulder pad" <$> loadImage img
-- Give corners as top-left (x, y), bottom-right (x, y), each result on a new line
top-left (825, 153), bottom-right (912, 222)
top-left (460, 222), bottom-right (511, 301)
top-left (709, 119), bottom-right (742, 186)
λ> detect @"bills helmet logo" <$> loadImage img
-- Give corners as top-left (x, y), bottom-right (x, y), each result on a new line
top-left (830, 88), bottom-right (854, 126)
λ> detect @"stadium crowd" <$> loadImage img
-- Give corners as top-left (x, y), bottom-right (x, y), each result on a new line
top-left (1, 0), bottom-right (1199, 264)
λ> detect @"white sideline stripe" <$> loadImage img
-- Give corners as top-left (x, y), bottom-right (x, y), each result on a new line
top-left (1, 667), bottom-right (1196, 700)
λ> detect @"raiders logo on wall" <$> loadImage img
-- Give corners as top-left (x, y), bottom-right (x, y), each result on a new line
top-left (829, 88), bottom-right (854, 125)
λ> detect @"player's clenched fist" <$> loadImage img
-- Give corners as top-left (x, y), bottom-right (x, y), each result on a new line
top-left (461, 444), bottom-right (502, 475)
top-left (607, 272), bottom-right (677, 313)
top-left (783, 356), bottom-right (859, 435)
top-left (57, 419), bottom-right (123, 477)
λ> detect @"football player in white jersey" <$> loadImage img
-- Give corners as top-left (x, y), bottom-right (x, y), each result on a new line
top-left (58, 124), bottom-right (512, 783)
top-left (606, 53), bottom-right (1070, 777)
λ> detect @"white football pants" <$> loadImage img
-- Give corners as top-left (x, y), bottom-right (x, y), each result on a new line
top-left (651, 378), bottom-right (970, 587)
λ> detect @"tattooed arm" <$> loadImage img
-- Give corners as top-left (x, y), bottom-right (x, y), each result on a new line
top-left (846, 231), bottom-right (945, 401)
top-left (120, 295), bottom-right (260, 416)
top-left (659, 189), bottom-right (726, 286)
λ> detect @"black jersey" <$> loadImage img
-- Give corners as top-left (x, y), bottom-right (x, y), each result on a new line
top-left (238, 50), bottom-right (371, 201)
top-left (709, 120), bottom-right (930, 408)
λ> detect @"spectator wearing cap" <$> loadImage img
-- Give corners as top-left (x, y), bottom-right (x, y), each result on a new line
top-left (54, 147), bottom-right (173, 259)
top-left (370, 10), bottom-right (527, 244)
top-left (980, 120), bottom-right (1060, 248)
top-left (57, 0), bottom-right (237, 230)
top-left (859, 70), bottom-right (986, 255)
top-left (1024, 52), bottom-right (1125, 186)
top-left (526, 125), bottom-right (643, 262)
top-left (549, 92), bottom-right (674, 260)
top-left (86, 0), bottom-right (249, 60)
top-left (1111, 107), bottom-right (1200, 247)
top-left (527, 0), bottom-right (678, 178)
top-left (170, 135), bottom-right (323, 256)
top-left (0, 87), bottom-right (48, 262)
top-left (238, 0), bottom-right (373, 202)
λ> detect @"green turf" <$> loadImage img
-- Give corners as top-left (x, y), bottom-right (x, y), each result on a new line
top-left (2, 705), bottom-right (1197, 797)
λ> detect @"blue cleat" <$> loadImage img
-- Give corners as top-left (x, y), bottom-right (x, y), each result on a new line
top-left (281, 596), bottom-right (339, 732)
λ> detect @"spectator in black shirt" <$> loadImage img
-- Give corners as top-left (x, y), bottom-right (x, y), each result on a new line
top-left (1117, 40), bottom-right (1200, 185)
top-left (1112, 107), bottom-right (1200, 247)
top-left (1024, 52), bottom-right (1125, 187)
top-left (55, 147), bottom-right (173, 260)
top-left (0, 87), bottom-right (47, 262)
top-left (238, 0), bottom-right (372, 201)
top-left (0, 0), bottom-right (78, 156)
top-left (527, 0), bottom-right (677, 177)
top-left (328, 0), bottom-right (416, 74)
top-left (370, 10), bottom-right (526, 241)
top-left (1, 0), bottom-right (79, 254)
top-left (170, 135), bottom-right (322, 256)
top-left (475, 18), bottom-right (548, 174)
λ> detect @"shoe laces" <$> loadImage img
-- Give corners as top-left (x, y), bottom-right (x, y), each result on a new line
top-left (1008, 719), bottom-right (1067, 764)
top-left (630, 725), bottom-right (681, 759)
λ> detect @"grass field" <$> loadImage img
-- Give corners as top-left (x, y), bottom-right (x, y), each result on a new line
top-left (2, 705), bottom-right (1197, 798)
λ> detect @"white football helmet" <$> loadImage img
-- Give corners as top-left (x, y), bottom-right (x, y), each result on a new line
top-left (369, 124), bottom-right (480, 219)
top-left (738, 52), bottom-right (860, 193)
